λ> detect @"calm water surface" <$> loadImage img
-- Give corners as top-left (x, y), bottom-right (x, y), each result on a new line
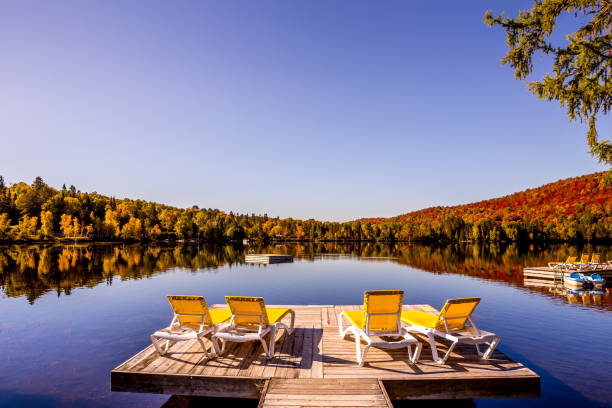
top-left (0, 243), bottom-right (611, 407)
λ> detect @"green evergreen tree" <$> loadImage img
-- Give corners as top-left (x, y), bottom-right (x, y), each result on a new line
top-left (484, 1), bottom-right (611, 181)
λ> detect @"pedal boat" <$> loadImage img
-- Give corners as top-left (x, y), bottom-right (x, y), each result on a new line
top-left (564, 272), bottom-right (587, 288)
top-left (585, 273), bottom-right (606, 287)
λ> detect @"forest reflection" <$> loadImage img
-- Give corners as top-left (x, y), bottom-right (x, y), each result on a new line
top-left (1, 242), bottom-right (610, 304)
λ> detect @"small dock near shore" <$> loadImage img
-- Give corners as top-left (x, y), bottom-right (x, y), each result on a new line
top-left (111, 305), bottom-right (539, 404)
top-left (523, 266), bottom-right (612, 287)
top-left (245, 254), bottom-right (294, 264)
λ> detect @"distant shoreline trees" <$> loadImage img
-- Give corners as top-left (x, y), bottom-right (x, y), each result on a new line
top-left (0, 173), bottom-right (610, 244)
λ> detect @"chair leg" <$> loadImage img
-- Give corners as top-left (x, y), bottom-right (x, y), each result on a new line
top-left (352, 331), bottom-right (371, 366)
top-left (196, 336), bottom-right (209, 358)
top-left (427, 332), bottom-right (440, 362)
top-left (151, 335), bottom-right (165, 355)
top-left (338, 314), bottom-right (355, 341)
top-left (438, 340), bottom-right (457, 364)
top-left (212, 336), bottom-right (226, 356)
top-left (211, 336), bottom-right (221, 356)
top-left (354, 333), bottom-right (362, 365)
top-left (260, 337), bottom-right (270, 359)
top-left (359, 344), bottom-right (370, 367)
top-left (476, 337), bottom-right (500, 360)
top-left (407, 342), bottom-right (423, 364)
top-left (209, 336), bottom-right (219, 356)
top-left (287, 310), bottom-right (295, 335)
top-left (338, 313), bottom-right (345, 338)
top-left (276, 322), bottom-right (289, 340)
top-left (269, 326), bottom-right (278, 358)
top-left (428, 332), bottom-right (457, 364)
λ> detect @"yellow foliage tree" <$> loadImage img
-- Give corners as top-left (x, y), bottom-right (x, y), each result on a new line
top-left (60, 214), bottom-right (74, 237)
top-left (147, 223), bottom-right (162, 240)
top-left (63, 196), bottom-right (82, 217)
top-left (270, 225), bottom-right (283, 237)
top-left (0, 213), bottom-right (10, 239)
top-left (159, 209), bottom-right (178, 237)
top-left (17, 215), bottom-right (38, 239)
top-left (121, 216), bottom-right (142, 240)
top-left (104, 209), bottom-right (120, 238)
top-left (72, 217), bottom-right (81, 237)
top-left (40, 210), bottom-right (54, 237)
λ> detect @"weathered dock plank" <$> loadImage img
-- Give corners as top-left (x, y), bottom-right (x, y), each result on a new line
top-left (523, 266), bottom-right (612, 281)
top-left (259, 378), bottom-right (392, 407)
top-left (111, 305), bottom-right (540, 401)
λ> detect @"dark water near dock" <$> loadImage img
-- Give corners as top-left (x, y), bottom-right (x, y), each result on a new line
top-left (0, 243), bottom-right (611, 407)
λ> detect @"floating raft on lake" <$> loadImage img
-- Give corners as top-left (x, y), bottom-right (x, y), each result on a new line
top-left (111, 304), bottom-right (539, 405)
top-left (523, 266), bottom-right (612, 287)
top-left (245, 254), bottom-right (294, 264)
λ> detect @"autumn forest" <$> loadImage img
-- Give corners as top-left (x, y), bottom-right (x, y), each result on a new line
top-left (0, 172), bottom-right (610, 244)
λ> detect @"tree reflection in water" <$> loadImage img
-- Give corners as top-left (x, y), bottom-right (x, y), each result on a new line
top-left (0, 242), bottom-right (610, 305)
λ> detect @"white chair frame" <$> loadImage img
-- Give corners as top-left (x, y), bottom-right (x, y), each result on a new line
top-left (212, 310), bottom-right (295, 359)
top-left (404, 315), bottom-right (500, 364)
top-left (150, 312), bottom-right (220, 358)
top-left (339, 310), bottom-right (422, 366)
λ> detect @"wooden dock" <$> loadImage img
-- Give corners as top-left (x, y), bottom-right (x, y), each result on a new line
top-left (259, 378), bottom-right (393, 407)
top-left (245, 254), bottom-right (294, 264)
top-left (111, 305), bottom-right (539, 404)
top-left (523, 266), bottom-right (612, 287)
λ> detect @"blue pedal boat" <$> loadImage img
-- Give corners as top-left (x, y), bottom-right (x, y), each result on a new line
top-left (585, 273), bottom-right (606, 287)
top-left (564, 272), bottom-right (587, 288)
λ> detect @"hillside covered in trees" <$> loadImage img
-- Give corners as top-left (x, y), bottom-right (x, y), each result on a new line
top-left (376, 172), bottom-right (611, 242)
top-left (0, 172), bottom-right (610, 243)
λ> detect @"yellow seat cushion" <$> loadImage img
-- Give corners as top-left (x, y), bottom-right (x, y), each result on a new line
top-left (209, 308), bottom-right (232, 325)
top-left (343, 310), bottom-right (365, 329)
top-left (266, 308), bottom-right (291, 324)
top-left (401, 310), bottom-right (439, 328)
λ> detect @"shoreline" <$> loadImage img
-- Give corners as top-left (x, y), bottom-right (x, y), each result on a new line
top-left (1, 237), bottom-right (611, 245)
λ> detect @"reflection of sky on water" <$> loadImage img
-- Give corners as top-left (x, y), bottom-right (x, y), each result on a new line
top-left (0, 245), bottom-right (611, 407)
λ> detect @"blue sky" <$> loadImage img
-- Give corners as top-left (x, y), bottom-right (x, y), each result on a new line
top-left (1, 1), bottom-right (608, 221)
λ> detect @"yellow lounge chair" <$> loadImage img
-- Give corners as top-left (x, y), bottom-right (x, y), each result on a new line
top-left (575, 254), bottom-right (591, 269)
top-left (401, 297), bottom-right (499, 364)
top-left (150, 295), bottom-right (231, 357)
top-left (589, 253), bottom-right (601, 269)
top-left (548, 256), bottom-right (577, 271)
top-left (338, 290), bottom-right (422, 366)
top-left (212, 296), bottom-right (295, 359)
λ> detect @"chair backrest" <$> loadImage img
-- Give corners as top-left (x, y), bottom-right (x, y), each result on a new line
top-left (579, 254), bottom-right (590, 264)
top-left (436, 297), bottom-right (480, 332)
top-left (167, 295), bottom-right (210, 329)
top-left (225, 296), bottom-right (268, 331)
top-left (566, 256), bottom-right (577, 264)
top-left (591, 253), bottom-right (600, 263)
top-left (362, 290), bottom-right (403, 335)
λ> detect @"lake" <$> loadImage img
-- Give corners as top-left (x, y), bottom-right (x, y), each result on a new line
top-left (0, 242), bottom-right (611, 407)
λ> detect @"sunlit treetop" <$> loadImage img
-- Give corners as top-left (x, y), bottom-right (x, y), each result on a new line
top-left (484, 0), bottom-right (611, 181)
